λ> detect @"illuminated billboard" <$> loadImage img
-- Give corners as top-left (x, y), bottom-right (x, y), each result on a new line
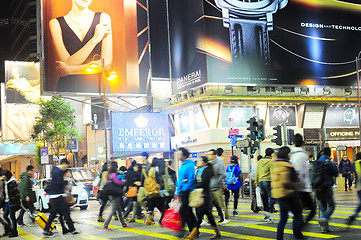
top-left (168, 0), bottom-right (361, 93)
top-left (41, 0), bottom-right (150, 95)
top-left (111, 112), bottom-right (170, 153)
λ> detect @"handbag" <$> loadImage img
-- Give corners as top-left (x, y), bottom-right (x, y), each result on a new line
top-left (161, 198), bottom-right (182, 231)
top-left (65, 194), bottom-right (76, 206)
top-left (162, 167), bottom-right (175, 195)
top-left (103, 181), bottom-right (123, 196)
top-left (126, 186), bottom-right (138, 198)
top-left (188, 188), bottom-right (204, 208)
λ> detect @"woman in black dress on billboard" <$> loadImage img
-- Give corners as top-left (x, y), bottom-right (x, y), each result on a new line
top-left (49, 0), bottom-right (112, 92)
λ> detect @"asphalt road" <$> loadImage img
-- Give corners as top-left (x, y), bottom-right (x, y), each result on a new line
top-left (9, 190), bottom-right (361, 240)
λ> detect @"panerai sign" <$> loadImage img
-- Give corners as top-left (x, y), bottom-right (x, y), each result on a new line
top-left (326, 128), bottom-right (360, 140)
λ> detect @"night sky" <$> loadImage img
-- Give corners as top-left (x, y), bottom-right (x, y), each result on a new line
top-left (0, 1), bottom-right (11, 83)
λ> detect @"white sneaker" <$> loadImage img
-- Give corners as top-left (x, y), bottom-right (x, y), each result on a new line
top-left (200, 220), bottom-right (210, 226)
top-left (221, 219), bottom-right (230, 225)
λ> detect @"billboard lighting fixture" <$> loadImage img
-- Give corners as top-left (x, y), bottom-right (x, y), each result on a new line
top-left (224, 85), bottom-right (234, 94)
top-left (345, 87), bottom-right (352, 96)
top-left (187, 89), bottom-right (194, 97)
top-left (182, 93), bottom-right (188, 100)
top-left (165, 97), bottom-right (172, 103)
top-left (323, 87), bottom-right (331, 95)
top-left (252, 86), bottom-right (261, 94)
top-left (276, 86), bottom-right (283, 94)
top-left (300, 86), bottom-right (309, 95)
top-left (176, 94), bottom-right (182, 101)
top-left (200, 86), bottom-right (206, 95)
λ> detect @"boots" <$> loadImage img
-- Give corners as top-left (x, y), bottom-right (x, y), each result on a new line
top-left (97, 215), bottom-right (105, 222)
top-left (145, 214), bottom-right (155, 225)
top-left (185, 227), bottom-right (199, 240)
top-left (210, 226), bottom-right (221, 239)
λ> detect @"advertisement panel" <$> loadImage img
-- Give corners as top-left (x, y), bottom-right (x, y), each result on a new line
top-left (324, 106), bottom-right (359, 127)
top-left (269, 106), bottom-right (297, 127)
top-left (169, 0), bottom-right (361, 90)
top-left (111, 112), bottom-right (170, 153)
top-left (5, 61), bottom-right (42, 104)
top-left (41, 0), bottom-right (150, 95)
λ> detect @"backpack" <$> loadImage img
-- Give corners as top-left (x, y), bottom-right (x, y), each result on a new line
top-left (310, 160), bottom-right (330, 195)
top-left (226, 165), bottom-right (238, 185)
top-left (143, 169), bottom-right (160, 198)
top-left (162, 167), bottom-right (175, 195)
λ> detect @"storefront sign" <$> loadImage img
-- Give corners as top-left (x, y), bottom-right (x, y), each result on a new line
top-left (111, 112), bottom-right (170, 153)
top-left (180, 136), bottom-right (198, 145)
top-left (41, 147), bottom-right (49, 164)
top-left (229, 129), bottom-right (239, 136)
top-left (325, 128), bottom-right (360, 140)
top-left (0, 143), bottom-right (36, 155)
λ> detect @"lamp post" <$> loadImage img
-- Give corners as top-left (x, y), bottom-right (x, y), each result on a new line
top-left (356, 52), bottom-right (361, 147)
top-left (93, 114), bottom-right (98, 167)
top-left (101, 59), bottom-right (109, 163)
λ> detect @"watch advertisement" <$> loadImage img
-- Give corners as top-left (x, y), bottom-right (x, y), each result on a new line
top-left (41, 0), bottom-right (150, 95)
top-left (269, 106), bottom-right (297, 127)
top-left (324, 106), bottom-right (359, 127)
top-left (168, 0), bottom-right (361, 92)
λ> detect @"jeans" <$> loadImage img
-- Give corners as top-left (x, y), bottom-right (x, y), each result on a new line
top-left (317, 188), bottom-right (335, 221)
top-left (180, 191), bottom-right (197, 232)
top-left (259, 181), bottom-right (276, 212)
top-left (44, 196), bottom-right (75, 233)
top-left (3, 203), bottom-right (17, 233)
top-left (277, 194), bottom-right (304, 240)
top-left (344, 174), bottom-right (352, 190)
top-left (104, 196), bottom-right (127, 229)
top-left (298, 192), bottom-right (316, 223)
top-left (17, 200), bottom-right (35, 224)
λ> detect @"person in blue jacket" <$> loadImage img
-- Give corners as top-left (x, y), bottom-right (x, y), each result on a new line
top-left (225, 155), bottom-right (242, 217)
top-left (176, 147), bottom-right (197, 239)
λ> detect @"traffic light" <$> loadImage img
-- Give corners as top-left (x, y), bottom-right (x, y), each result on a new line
top-left (254, 119), bottom-right (265, 141)
top-left (246, 117), bottom-right (257, 141)
top-left (287, 129), bottom-right (295, 145)
top-left (271, 125), bottom-right (282, 146)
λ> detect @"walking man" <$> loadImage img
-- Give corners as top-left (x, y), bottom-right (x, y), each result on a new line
top-left (346, 152), bottom-right (361, 225)
top-left (339, 155), bottom-right (353, 191)
top-left (290, 134), bottom-right (316, 224)
top-left (17, 165), bottom-right (36, 226)
top-left (43, 159), bottom-right (79, 237)
top-left (176, 147), bottom-right (197, 238)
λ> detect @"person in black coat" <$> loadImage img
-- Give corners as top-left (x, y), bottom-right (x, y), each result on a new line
top-left (123, 162), bottom-right (142, 222)
top-left (186, 156), bottom-right (221, 240)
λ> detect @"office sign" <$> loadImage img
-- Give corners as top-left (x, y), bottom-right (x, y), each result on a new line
top-left (111, 112), bottom-right (170, 153)
top-left (325, 128), bottom-right (360, 140)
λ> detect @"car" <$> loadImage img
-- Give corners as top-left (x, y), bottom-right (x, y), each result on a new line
top-left (33, 178), bottom-right (89, 212)
top-left (70, 167), bottom-right (98, 197)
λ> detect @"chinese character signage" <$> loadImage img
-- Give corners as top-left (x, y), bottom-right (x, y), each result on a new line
top-left (111, 112), bottom-right (170, 153)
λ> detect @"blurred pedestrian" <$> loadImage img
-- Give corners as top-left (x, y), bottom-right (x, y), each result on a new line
top-left (17, 165), bottom-right (36, 226)
top-left (271, 146), bottom-right (304, 240)
top-left (346, 152), bottom-right (361, 226)
top-left (225, 156), bottom-right (242, 217)
top-left (98, 163), bottom-right (109, 222)
top-left (124, 162), bottom-right (142, 223)
top-left (339, 155), bottom-right (353, 191)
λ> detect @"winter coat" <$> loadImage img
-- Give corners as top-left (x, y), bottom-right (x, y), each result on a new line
top-left (0, 177), bottom-right (4, 208)
top-left (339, 159), bottom-right (352, 176)
top-left (195, 165), bottom-right (213, 208)
top-left (271, 159), bottom-right (297, 199)
top-left (49, 166), bottom-right (67, 195)
top-left (176, 159), bottom-right (196, 195)
top-left (210, 157), bottom-right (226, 191)
top-left (4, 176), bottom-right (21, 212)
top-left (316, 155), bottom-right (338, 188)
top-left (354, 159), bottom-right (361, 191)
top-left (256, 157), bottom-right (272, 185)
top-left (19, 172), bottom-right (35, 202)
top-left (290, 147), bottom-right (312, 193)
top-left (226, 164), bottom-right (242, 190)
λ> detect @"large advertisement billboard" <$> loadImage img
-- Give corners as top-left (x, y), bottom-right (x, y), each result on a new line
top-left (111, 112), bottom-right (171, 153)
top-left (169, 0), bottom-right (361, 93)
top-left (41, 0), bottom-right (150, 95)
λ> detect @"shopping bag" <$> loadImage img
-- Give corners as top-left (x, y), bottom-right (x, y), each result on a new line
top-left (189, 188), bottom-right (204, 208)
top-left (126, 186), bottom-right (138, 198)
top-left (255, 187), bottom-right (264, 210)
top-left (251, 194), bottom-right (260, 213)
top-left (161, 208), bottom-right (182, 231)
top-left (169, 197), bottom-right (181, 212)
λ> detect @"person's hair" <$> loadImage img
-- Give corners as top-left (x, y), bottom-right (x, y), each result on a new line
top-left (230, 155), bottom-right (239, 165)
top-left (151, 158), bottom-right (159, 168)
top-left (179, 147), bottom-right (189, 158)
top-left (317, 150), bottom-right (324, 160)
top-left (257, 155), bottom-right (263, 161)
top-left (216, 148), bottom-right (224, 157)
top-left (294, 133), bottom-right (303, 147)
top-left (60, 158), bottom-right (69, 165)
top-left (109, 161), bottom-right (118, 174)
top-left (209, 149), bottom-right (216, 155)
top-left (323, 147), bottom-right (331, 157)
top-left (265, 148), bottom-right (274, 157)
top-left (277, 146), bottom-right (291, 159)
top-left (2, 169), bottom-right (12, 180)
top-left (200, 156), bottom-right (209, 164)
top-left (131, 160), bottom-right (137, 167)
top-left (355, 152), bottom-right (361, 161)
top-left (168, 160), bottom-right (173, 166)
top-left (309, 155), bottom-right (313, 159)
top-left (26, 165), bottom-right (34, 172)
top-left (119, 166), bottom-right (127, 172)
top-left (141, 152), bottom-right (149, 159)
top-left (101, 163), bottom-right (108, 173)
top-left (135, 164), bottom-right (142, 173)
top-left (200, 156), bottom-right (213, 173)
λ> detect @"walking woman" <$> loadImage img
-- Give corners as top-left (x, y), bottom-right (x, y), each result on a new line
top-left (225, 156), bottom-right (242, 216)
top-left (145, 159), bottom-right (165, 225)
top-left (124, 162), bottom-right (142, 222)
top-left (97, 163), bottom-right (108, 222)
top-left (186, 156), bottom-right (221, 240)
top-left (103, 161), bottom-right (130, 230)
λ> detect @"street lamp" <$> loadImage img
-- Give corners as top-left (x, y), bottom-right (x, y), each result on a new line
top-left (88, 57), bottom-right (118, 163)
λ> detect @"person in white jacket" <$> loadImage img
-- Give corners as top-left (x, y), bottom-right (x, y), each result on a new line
top-left (290, 134), bottom-right (316, 224)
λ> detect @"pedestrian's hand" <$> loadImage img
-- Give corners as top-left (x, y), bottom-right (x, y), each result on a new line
top-left (183, 179), bottom-right (188, 182)
top-left (26, 196), bottom-right (30, 202)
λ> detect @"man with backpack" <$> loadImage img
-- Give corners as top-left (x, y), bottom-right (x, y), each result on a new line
top-left (339, 155), bottom-right (353, 191)
top-left (310, 147), bottom-right (338, 233)
top-left (290, 134), bottom-right (315, 224)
